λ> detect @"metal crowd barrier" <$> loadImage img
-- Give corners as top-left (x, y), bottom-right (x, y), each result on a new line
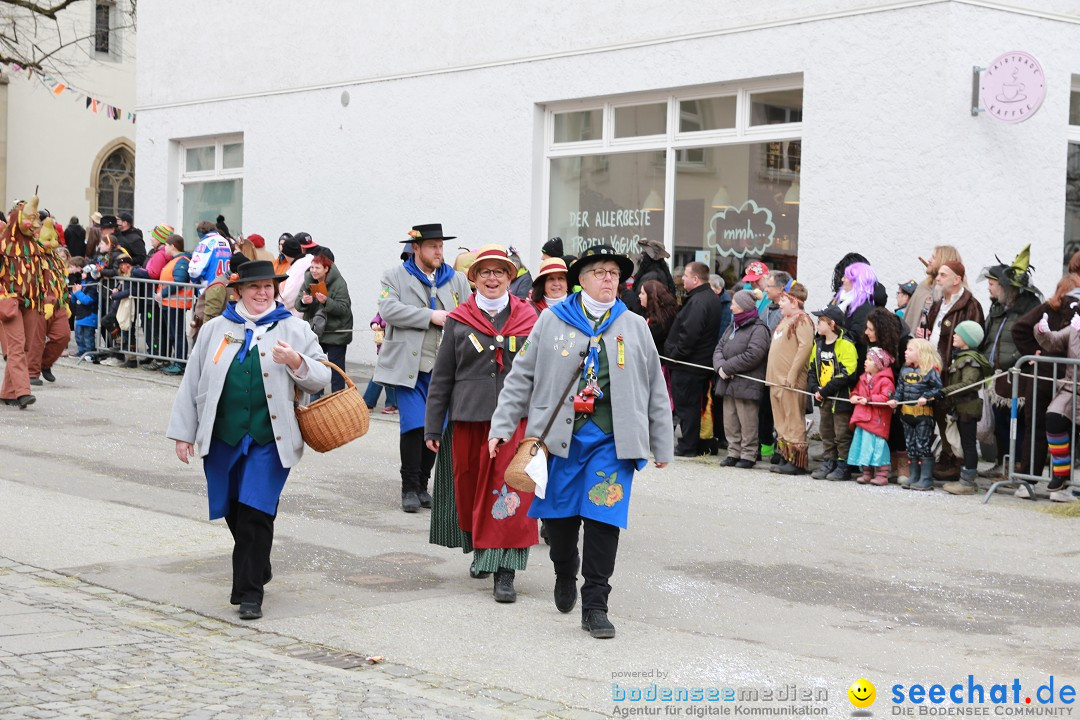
top-left (983, 354), bottom-right (1080, 503)
top-left (86, 275), bottom-right (202, 365)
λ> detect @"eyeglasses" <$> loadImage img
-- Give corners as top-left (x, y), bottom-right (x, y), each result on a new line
top-left (586, 268), bottom-right (620, 280)
top-left (476, 268), bottom-right (509, 279)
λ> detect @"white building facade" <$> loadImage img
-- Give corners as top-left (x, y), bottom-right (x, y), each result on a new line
top-left (2, 0), bottom-right (135, 226)
top-left (135, 0), bottom-right (1080, 363)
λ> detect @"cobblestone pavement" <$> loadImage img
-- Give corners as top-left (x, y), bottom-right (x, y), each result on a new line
top-left (0, 557), bottom-right (584, 719)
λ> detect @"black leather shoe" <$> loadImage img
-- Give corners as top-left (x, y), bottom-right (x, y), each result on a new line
top-left (581, 609), bottom-right (616, 639)
top-left (720, 457), bottom-right (739, 467)
top-left (775, 462), bottom-right (808, 476)
top-left (41, 368), bottom-right (55, 382)
top-left (469, 559), bottom-right (491, 579)
top-left (3, 395), bottom-right (35, 409)
top-left (493, 569), bottom-right (517, 603)
top-left (401, 491), bottom-right (421, 513)
top-left (29, 377), bottom-right (43, 387)
top-left (554, 575), bottom-right (577, 613)
top-left (238, 602), bottom-right (262, 620)
top-left (417, 490), bottom-right (432, 508)
top-left (735, 459), bottom-right (756, 469)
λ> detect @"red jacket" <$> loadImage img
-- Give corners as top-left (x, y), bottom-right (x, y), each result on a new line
top-left (849, 366), bottom-right (895, 439)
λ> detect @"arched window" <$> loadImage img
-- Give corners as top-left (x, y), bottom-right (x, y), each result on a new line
top-left (97, 146), bottom-right (134, 218)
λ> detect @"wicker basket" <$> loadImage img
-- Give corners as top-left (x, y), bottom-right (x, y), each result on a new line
top-left (294, 361), bottom-right (370, 452)
top-left (504, 437), bottom-right (544, 493)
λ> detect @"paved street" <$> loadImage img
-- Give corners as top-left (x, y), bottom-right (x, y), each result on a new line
top-left (1, 356), bottom-right (1079, 718)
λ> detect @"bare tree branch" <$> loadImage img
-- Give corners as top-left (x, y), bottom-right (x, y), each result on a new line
top-left (2, 0), bottom-right (81, 21)
top-left (0, 0), bottom-right (136, 79)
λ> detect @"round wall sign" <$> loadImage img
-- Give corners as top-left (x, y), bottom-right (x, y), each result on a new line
top-left (980, 51), bottom-right (1045, 124)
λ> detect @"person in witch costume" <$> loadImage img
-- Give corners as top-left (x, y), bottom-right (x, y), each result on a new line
top-left (424, 245), bottom-right (539, 602)
top-left (167, 260), bottom-right (330, 620)
top-left (374, 224), bottom-right (471, 513)
top-left (489, 245), bottom-right (673, 639)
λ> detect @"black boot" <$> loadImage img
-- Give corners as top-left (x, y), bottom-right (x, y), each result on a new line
top-left (493, 568), bottom-right (517, 603)
top-left (399, 430), bottom-right (423, 513)
top-left (554, 558), bottom-right (579, 613)
top-left (581, 609), bottom-right (616, 639)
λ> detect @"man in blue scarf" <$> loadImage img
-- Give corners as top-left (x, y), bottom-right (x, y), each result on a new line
top-left (373, 224), bottom-right (471, 513)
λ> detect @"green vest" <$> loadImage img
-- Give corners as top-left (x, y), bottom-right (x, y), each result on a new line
top-left (574, 311), bottom-right (613, 435)
top-left (213, 349), bottom-right (275, 446)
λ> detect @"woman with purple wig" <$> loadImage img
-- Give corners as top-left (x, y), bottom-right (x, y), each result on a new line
top-left (830, 262), bottom-right (878, 344)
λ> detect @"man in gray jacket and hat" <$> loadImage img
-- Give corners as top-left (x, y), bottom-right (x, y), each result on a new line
top-left (374, 224), bottom-right (472, 513)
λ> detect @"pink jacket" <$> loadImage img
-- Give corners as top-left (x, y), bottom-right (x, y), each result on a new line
top-left (849, 367), bottom-right (895, 439)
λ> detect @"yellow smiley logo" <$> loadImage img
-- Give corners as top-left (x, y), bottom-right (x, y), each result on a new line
top-left (848, 679), bottom-right (876, 708)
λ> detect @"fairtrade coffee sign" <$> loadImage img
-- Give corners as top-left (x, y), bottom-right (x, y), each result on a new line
top-left (980, 51), bottom-right (1045, 124)
top-left (707, 200), bottom-right (776, 259)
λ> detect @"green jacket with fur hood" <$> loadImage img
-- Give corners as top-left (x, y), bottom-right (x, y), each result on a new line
top-left (295, 263), bottom-right (354, 347)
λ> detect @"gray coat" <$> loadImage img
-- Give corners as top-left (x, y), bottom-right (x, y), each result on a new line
top-left (712, 316), bottom-right (771, 401)
top-left (372, 263), bottom-right (471, 388)
top-left (489, 307), bottom-right (674, 463)
top-left (166, 311), bottom-right (331, 468)
top-left (424, 304), bottom-right (530, 442)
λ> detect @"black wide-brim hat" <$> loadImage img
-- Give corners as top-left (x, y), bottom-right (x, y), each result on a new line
top-left (402, 223), bottom-right (456, 244)
top-left (228, 259), bottom-right (289, 287)
top-left (566, 244), bottom-right (634, 287)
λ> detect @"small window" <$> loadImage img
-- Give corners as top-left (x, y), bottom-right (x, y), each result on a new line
top-left (185, 146), bottom-right (215, 173)
top-left (1070, 90), bottom-right (1080, 126)
top-left (750, 89), bottom-right (804, 126)
top-left (679, 97), bottom-right (737, 132)
top-left (222, 143), bottom-right (244, 169)
top-left (94, 3), bottom-right (111, 54)
top-left (554, 110), bottom-right (602, 143)
top-left (613, 103), bottom-right (667, 138)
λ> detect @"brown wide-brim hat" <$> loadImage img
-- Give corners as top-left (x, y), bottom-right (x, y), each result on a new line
top-left (566, 245), bottom-right (634, 287)
top-left (402, 223), bottom-right (456, 244)
top-left (466, 244), bottom-right (518, 283)
top-left (532, 257), bottom-right (568, 296)
top-left (228, 259), bottom-right (289, 287)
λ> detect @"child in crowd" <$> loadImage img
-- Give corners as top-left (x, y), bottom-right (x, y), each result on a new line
top-left (896, 281), bottom-right (917, 319)
top-left (713, 289), bottom-right (771, 468)
top-left (848, 347), bottom-right (896, 485)
top-left (808, 305), bottom-right (859, 480)
top-left (766, 280), bottom-right (815, 475)
top-left (1033, 300), bottom-right (1080, 502)
top-left (888, 338), bottom-right (944, 491)
top-left (69, 257), bottom-right (99, 357)
top-left (941, 321), bottom-right (991, 495)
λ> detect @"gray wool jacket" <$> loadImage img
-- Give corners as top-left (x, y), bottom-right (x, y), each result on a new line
top-left (372, 263), bottom-right (471, 388)
top-left (712, 316), bottom-right (771, 401)
top-left (489, 307), bottom-right (674, 463)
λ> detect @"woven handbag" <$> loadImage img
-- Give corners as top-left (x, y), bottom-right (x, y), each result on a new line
top-left (294, 361), bottom-right (370, 452)
top-left (503, 357), bottom-right (586, 493)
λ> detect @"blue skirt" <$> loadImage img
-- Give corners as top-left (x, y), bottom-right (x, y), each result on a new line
top-left (203, 435), bottom-right (290, 520)
top-left (394, 372), bottom-right (431, 434)
top-left (529, 420), bottom-right (646, 529)
top-left (847, 427), bottom-right (890, 467)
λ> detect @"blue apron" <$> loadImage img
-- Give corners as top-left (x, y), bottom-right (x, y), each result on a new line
top-left (203, 435), bottom-right (290, 520)
top-left (395, 371), bottom-right (432, 434)
top-left (529, 420), bottom-right (646, 529)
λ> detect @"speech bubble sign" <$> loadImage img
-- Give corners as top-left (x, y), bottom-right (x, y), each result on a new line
top-left (707, 200), bottom-right (776, 259)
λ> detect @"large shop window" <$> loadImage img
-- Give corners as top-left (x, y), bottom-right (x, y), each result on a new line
top-left (1065, 85), bottom-right (1080, 269)
top-left (180, 137), bottom-right (243, 242)
top-left (546, 81), bottom-right (802, 288)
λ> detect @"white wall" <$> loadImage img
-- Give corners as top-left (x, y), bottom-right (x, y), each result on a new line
top-left (5, 0), bottom-right (135, 224)
top-left (135, 1), bottom-right (1080, 363)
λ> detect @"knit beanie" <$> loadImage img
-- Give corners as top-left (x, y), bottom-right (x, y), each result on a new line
top-left (942, 260), bottom-right (966, 279)
top-left (247, 233), bottom-right (266, 249)
top-left (281, 237), bottom-right (303, 259)
top-left (151, 224), bottom-right (174, 245)
top-left (954, 320), bottom-right (984, 349)
top-left (867, 346), bottom-right (893, 369)
top-left (732, 289), bottom-right (757, 313)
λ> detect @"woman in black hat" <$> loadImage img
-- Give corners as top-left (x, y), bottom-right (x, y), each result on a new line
top-left (167, 260), bottom-right (331, 620)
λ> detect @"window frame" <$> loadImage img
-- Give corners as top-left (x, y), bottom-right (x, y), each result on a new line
top-left (542, 76), bottom-right (803, 260)
top-left (176, 134), bottom-right (245, 237)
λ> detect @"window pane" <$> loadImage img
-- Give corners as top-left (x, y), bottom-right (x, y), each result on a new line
top-left (1070, 91), bottom-right (1080, 126)
top-left (222, 142), bottom-right (244, 169)
top-left (95, 3), bottom-right (110, 53)
top-left (613, 103), bottom-right (667, 138)
top-left (553, 110), bottom-right (601, 143)
top-left (183, 180), bottom-right (242, 246)
top-left (750, 89), bottom-right (804, 126)
top-left (1065, 142), bottom-right (1080, 269)
top-left (549, 151), bottom-right (666, 258)
top-left (185, 146), bottom-right (215, 173)
top-left (673, 143), bottom-right (801, 284)
top-left (679, 97), bottom-right (736, 132)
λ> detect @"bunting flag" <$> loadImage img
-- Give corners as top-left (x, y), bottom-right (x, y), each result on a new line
top-left (8, 62), bottom-right (135, 123)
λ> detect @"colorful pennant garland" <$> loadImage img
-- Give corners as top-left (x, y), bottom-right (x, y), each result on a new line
top-left (7, 62), bottom-right (135, 123)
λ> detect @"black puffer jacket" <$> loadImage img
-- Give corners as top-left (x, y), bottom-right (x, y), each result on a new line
top-left (664, 284), bottom-right (724, 377)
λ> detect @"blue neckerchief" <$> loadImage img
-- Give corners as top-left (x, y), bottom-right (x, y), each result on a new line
top-left (549, 292), bottom-right (627, 382)
top-left (222, 302), bottom-right (294, 364)
top-left (403, 256), bottom-right (455, 309)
